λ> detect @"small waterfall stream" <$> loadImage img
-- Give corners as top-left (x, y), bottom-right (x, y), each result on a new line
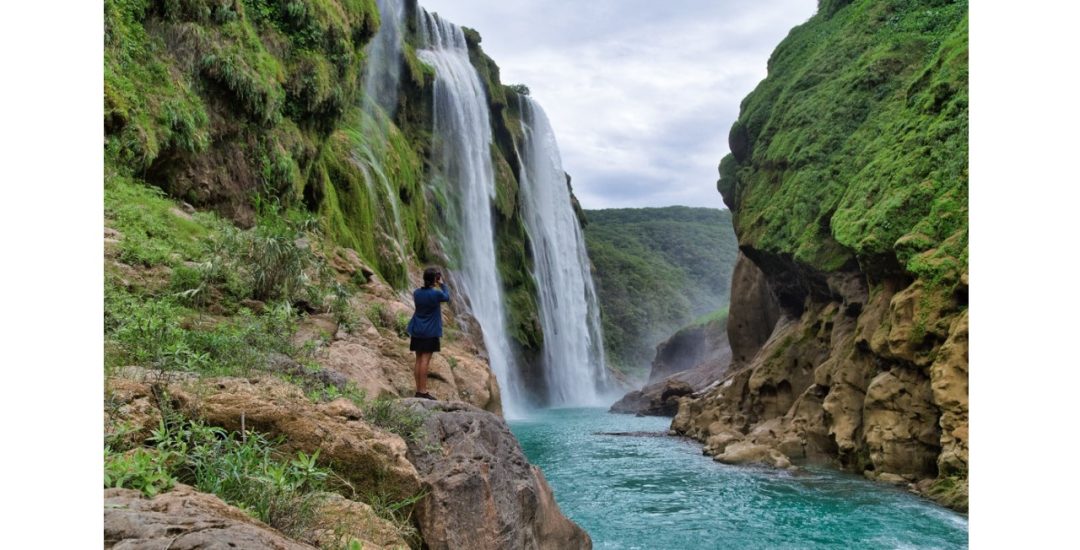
top-left (352, 0), bottom-right (407, 254)
top-left (517, 97), bottom-right (609, 406)
top-left (417, 9), bottom-right (528, 416)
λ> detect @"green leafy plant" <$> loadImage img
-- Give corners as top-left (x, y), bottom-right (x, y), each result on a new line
top-left (359, 488), bottom-right (428, 547)
top-left (394, 312), bottom-right (410, 339)
top-left (148, 414), bottom-right (336, 541)
top-left (104, 447), bottom-right (178, 497)
top-left (365, 303), bottom-right (387, 328)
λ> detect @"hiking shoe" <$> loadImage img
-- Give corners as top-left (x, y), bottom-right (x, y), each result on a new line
top-left (414, 392), bottom-right (436, 400)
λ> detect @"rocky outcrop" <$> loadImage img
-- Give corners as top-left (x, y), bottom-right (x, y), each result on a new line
top-left (104, 485), bottom-right (315, 549)
top-left (726, 254), bottom-right (780, 364)
top-left (649, 315), bottom-right (731, 383)
top-left (675, 0), bottom-right (968, 510)
top-left (402, 399), bottom-right (591, 550)
top-left (610, 379), bottom-right (693, 417)
top-left (106, 376), bottom-right (589, 548)
top-left (107, 375), bottom-right (422, 503)
top-left (296, 251), bottom-right (504, 414)
top-left (308, 493), bottom-right (410, 549)
top-left (610, 310), bottom-right (731, 416)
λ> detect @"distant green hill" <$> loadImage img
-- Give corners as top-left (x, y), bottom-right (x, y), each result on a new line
top-left (583, 206), bottom-right (739, 377)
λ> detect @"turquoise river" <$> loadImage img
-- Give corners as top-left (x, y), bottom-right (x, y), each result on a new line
top-left (509, 408), bottom-right (968, 549)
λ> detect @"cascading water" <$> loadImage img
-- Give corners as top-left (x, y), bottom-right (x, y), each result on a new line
top-left (352, 0), bottom-right (406, 250)
top-left (363, 0), bottom-right (405, 118)
top-left (517, 97), bottom-right (609, 406)
top-left (417, 9), bottom-right (528, 416)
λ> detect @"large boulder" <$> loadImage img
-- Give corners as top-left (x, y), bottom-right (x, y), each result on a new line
top-left (104, 485), bottom-right (314, 549)
top-left (402, 399), bottom-right (591, 550)
top-left (609, 379), bottom-right (693, 417)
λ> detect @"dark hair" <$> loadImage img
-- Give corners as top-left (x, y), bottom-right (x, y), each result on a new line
top-left (423, 267), bottom-right (442, 288)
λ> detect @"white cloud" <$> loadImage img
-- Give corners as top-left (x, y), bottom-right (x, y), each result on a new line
top-left (418, 0), bottom-right (818, 209)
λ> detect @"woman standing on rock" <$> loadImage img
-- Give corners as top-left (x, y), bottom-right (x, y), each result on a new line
top-left (407, 267), bottom-right (450, 400)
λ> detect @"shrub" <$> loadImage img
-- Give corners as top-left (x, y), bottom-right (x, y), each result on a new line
top-left (362, 398), bottom-right (427, 444)
top-left (105, 284), bottom-right (297, 377)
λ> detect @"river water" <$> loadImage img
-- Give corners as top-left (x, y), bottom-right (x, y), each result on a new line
top-left (509, 408), bottom-right (968, 549)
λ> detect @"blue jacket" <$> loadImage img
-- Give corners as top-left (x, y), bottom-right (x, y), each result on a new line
top-left (407, 284), bottom-right (450, 338)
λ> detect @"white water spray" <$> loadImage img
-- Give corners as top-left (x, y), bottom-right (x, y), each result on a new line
top-left (517, 97), bottom-right (609, 406)
top-left (417, 9), bottom-right (528, 416)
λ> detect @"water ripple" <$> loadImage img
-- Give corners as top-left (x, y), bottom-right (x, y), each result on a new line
top-left (510, 408), bottom-right (968, 550)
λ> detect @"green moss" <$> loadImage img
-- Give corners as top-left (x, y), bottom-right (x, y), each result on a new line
top-left (105, 0), bottom-right (212, 170)
top-left (927, 475), bottom-right (968, 511)
top-left (724, 0), bottom-right (967, 290)
top-left (105, 171), bottom-right (216, 266)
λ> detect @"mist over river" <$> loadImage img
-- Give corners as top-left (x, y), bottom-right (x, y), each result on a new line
top-left (510, 409), bottom-right (968, 549)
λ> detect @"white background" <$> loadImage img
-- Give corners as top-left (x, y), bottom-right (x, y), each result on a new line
top-left (1, 1), bottom-right (1075, 546)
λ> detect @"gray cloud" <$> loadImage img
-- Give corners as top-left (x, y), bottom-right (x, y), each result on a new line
top-left (419, 0), bottom-right (817, 209)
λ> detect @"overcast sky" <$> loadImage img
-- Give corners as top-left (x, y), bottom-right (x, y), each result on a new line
top-left (417, 0), bottom-right (817, 210)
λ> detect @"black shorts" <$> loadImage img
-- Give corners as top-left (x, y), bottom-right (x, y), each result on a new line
top-left (409, 336), bottom-right (441, 353)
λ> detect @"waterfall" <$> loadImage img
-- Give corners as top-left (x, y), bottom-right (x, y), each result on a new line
top-left (517, 97), bottom-right (609, 406)
top-left (349, 0), bottom-right (407, 266)
top-left (363, 0), bottom-right (405, 118)
top-left (417, 9), bottom-right (528, 416)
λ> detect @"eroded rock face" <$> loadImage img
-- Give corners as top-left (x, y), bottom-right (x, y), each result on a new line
top-left (104, 485), bottom-right (314, 549)
top-left (672, 256), bottom-right (968, 510)
top-left (402, 399), bottom-right (591, 550)
top-left (727, 253), bottom-right (781, 364)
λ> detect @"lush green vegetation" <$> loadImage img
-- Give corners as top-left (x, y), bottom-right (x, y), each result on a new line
top-left (583, 207), bottom-right (738, 376)
top-left (104, 170), bottom-right (429, 544)
top-left (719, 0), bottom-right (968, 289)
top-left (103, 0), bottom-right (546, 355)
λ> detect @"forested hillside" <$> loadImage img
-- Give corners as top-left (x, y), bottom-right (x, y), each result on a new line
top-left (583, 206), bottom-right (738, 377)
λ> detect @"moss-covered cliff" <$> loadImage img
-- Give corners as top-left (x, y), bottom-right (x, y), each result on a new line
top-left (103, 1), bottom-right (568, 545)
top-left (104, 0), bottom-right (542, 354)
top-left (674, 0), bottom-right (968, 511)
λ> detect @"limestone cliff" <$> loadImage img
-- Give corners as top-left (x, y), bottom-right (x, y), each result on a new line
top-left (673, 0), bottom-right (968, 511)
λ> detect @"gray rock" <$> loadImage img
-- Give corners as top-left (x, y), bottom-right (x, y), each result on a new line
top-left (402, 399), bottom-right (591, 550)
top-left (610, 379), bottom-right (693, 417)
top-left (104, 485), bottom-right (314, 549)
